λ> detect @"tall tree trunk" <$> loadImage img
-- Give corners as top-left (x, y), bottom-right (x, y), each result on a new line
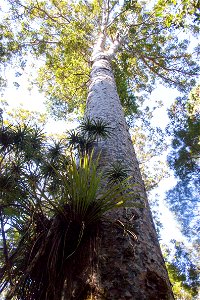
top-left (85, 53), bottom-right (174, 299)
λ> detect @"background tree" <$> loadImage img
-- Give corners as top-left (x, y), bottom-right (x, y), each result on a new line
top-left (164, 84), bottom-right (200, 298)
top-left (167, 84), bottom-right (200, 240)
top-left (163, 241), bottom-right (200, 299)
top-left (131, 103), bottom-right (169, 191)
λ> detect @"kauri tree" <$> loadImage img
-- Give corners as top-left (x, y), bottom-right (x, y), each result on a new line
top-left (0, 0), bottom-right (199, 299)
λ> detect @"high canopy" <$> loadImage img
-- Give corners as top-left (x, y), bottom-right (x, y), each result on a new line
top-left (1, 0), bottom-right (199, 117)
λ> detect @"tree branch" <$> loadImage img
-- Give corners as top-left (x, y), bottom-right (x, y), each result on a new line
top-left (144, 54), bottom-right (198, 76)
top-left (106, 28), bottom-right (129, 58)
top-left (140, 54), bottom-right (184, 86)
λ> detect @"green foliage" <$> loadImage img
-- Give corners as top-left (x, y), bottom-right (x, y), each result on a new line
top-left (80, 117), bottom-right (111, 140)
top-left (165, 85), bottom-right (200, 297)
top-left (105, 161), bottom-right (130, 185)
top-left (0, 153), bottom-right (134, 298)
top-left (2, 0), bottom-right (94, 116)
top-left (168, 87), bottom-right (200, 184)
top-left (112, 59), bottom-right (138, 117)
top-left (0, 112), bottom-right (139, 299)
top-left (67, 117), bottom-right (111, 155)
top-left (1, 0), bottom-right (199, 117)
top-left (0, 15), bottom-right (25, 90)
top-left (164, 241), bottom-right (200, 299)
top-left (0, 22), bottom-right (21, 64)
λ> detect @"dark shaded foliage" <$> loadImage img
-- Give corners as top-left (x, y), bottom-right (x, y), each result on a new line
top-left (164, 240), bottom-right (200, 299)
top-left (105, 161), bottom-right (130, 184)
top-left (0, 117), bottom-right (135, 299)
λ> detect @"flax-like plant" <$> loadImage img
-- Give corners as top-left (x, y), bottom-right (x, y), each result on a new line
top-left (0, 153), bottom-right (138, 300)
top-left (54, 154), bottom-right (135, 224)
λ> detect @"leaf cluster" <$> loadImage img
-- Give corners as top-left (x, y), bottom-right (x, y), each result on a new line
top-left (167, 91), bottom-right (200, 183)
top-left (1, 0), bottom-right (199, 118)
top-left (67, 117), bottom-right (111, 155)
top-left (0, 113), bottom-right (138, 299)
top-left (112, 58), bottom-right (138, 117)
top-left (164, 241), bottom-right (200, 299)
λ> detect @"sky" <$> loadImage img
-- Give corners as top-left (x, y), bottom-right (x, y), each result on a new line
top-left (1, 65), bottom-right (78, 134)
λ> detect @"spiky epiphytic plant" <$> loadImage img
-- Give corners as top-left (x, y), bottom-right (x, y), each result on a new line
top-left (80, 117), bottom-right (111, 141)
top-left (0, 123), bottom-right (44, 161)
top-left (67, 118), bottom-right (111, 155)
top-left (0, 119), bottom-right (140, 300)
top-left (0, 152), bottom-right (138, 300)
top-left (105, 161), bottom-right (130, 184)
top-left (67, 129), bottom-right (95, 156)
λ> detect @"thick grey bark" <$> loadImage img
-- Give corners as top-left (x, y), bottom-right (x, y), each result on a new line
top-left (85, 53), bottom-right (174, 299)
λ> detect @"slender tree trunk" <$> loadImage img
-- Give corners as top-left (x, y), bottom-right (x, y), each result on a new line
top-left (85, 52), bottom-right (174, 299)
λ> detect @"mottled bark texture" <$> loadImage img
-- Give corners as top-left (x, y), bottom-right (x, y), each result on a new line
top-left (85, 53), bottom-right (174, 299)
